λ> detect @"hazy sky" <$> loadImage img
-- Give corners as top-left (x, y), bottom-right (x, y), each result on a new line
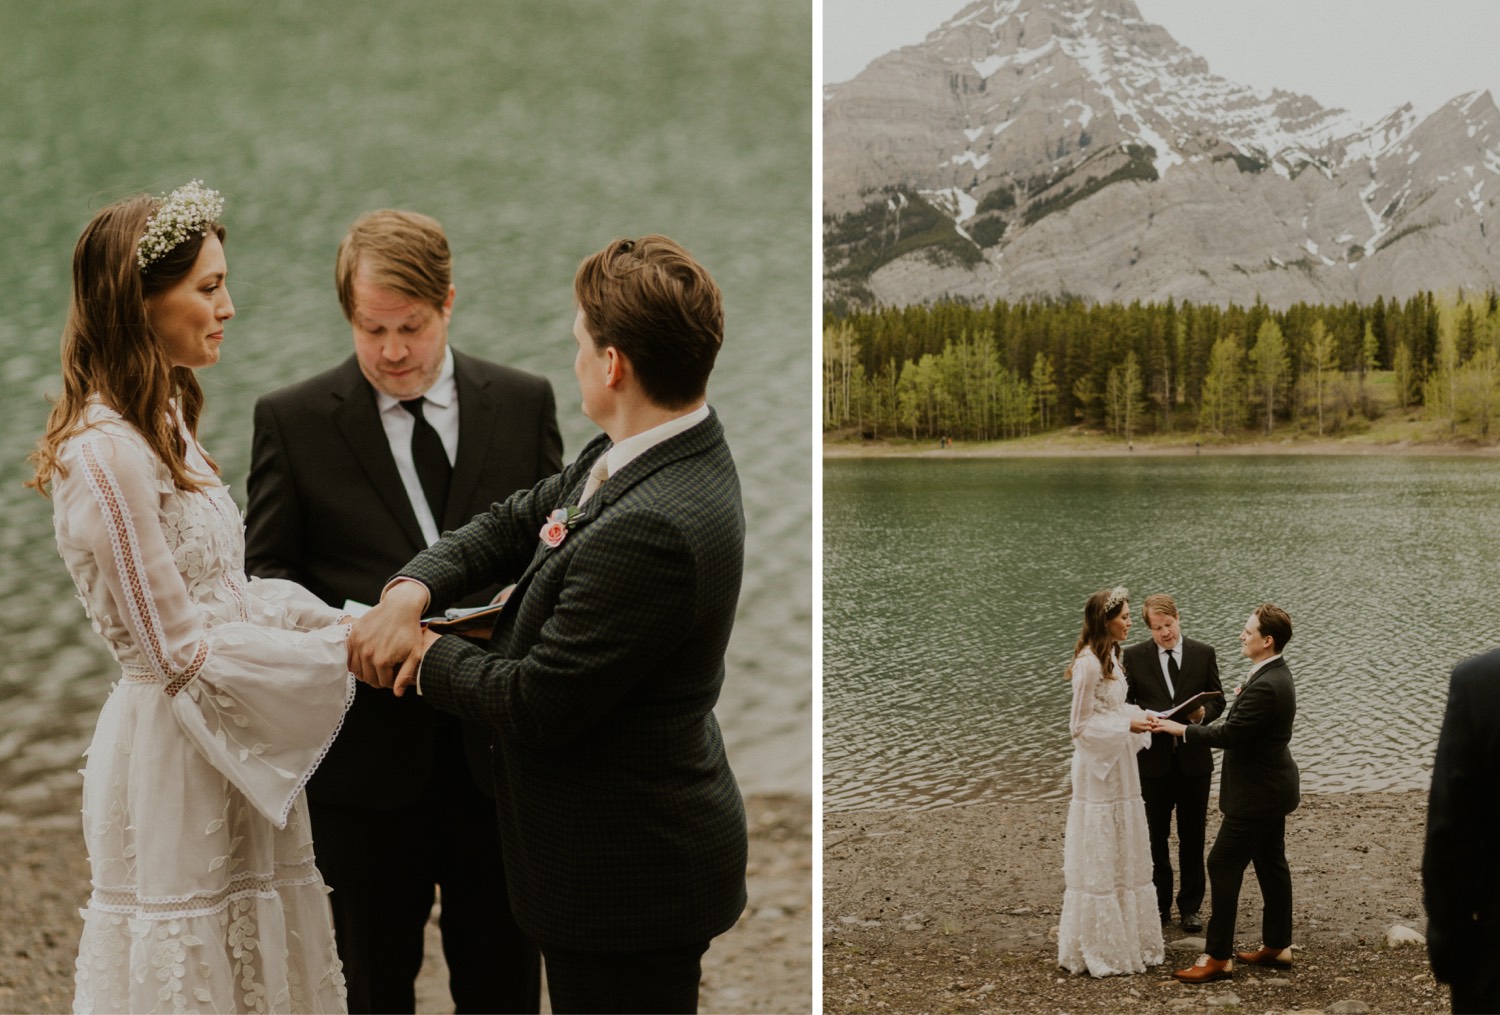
top-left (822, 0), bottom-right (1500, 123)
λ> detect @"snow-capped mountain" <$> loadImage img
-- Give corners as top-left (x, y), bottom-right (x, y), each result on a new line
top-left (823, 0), bottom-right (1500, 307)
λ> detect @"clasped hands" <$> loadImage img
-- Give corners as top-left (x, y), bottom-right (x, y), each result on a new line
top-left (346, 580), bottom-right (438, 697)
top-left (1130, 706), bottom-right (1205, 736)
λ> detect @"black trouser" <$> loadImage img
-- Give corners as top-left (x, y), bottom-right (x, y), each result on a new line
top-left (309, 738), bottom-right (540, 1013)
top-left (1204, 813), bottom-right (1292, 961)
top-left (1140, 766), bottom-right (1211, 920)
top-left (542, 940), bottom-right (710, 1014)
top-left (1451, 979), bottom-right (1500, 1014)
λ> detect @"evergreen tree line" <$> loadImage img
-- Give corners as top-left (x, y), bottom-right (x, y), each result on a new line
top-left (823, 292), bottom-right (1500, 442)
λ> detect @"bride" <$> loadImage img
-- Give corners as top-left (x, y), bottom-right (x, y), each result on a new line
top-left (29, 182), bottom-right (353, 1013)
top-left (1056, 586), bottom-right (1164, 977)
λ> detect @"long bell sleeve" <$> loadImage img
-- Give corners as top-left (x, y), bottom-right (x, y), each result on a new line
top-left (1068, 651), bottom-right (1151, 781)
top-left (54, 432), bottom-right (355, 828)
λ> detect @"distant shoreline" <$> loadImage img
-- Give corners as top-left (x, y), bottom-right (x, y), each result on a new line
top-left (824, 432), bottom-right (1500, 459)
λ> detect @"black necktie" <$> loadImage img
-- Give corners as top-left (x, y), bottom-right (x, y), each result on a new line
top-left (1167, 649), bottom-right (1181, 696)
top-left (401, 398), bottom-right (450, 523)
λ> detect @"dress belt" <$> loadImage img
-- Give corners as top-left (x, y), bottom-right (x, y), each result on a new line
top-left (120, 663), bottom-right (198, 696)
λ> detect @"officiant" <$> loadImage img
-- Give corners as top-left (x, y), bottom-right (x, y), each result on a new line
top-left (1123, 594), bottom-right (1225, 934)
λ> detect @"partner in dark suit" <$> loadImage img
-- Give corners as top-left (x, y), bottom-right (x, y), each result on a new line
top-left (1153, 603), bottom-right (1298, 984)
top-left (245, 210), bottom-right (560, 1014)
top-left (1423, 647), bottom-right (1500, 1014)
top-left (1123, 593), bottom-right (1224, 933)
top-left (348, 234), bottom-right (747, 1014)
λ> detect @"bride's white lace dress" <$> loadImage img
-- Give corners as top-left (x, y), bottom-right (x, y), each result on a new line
top-left (53, 402), bottom-right (355, 1014)
top-left (1057, 649), bottom-right (1164, 977)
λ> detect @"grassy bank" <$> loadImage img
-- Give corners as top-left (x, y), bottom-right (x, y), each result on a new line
top-left (824, 417), bottom-right (1500, 458)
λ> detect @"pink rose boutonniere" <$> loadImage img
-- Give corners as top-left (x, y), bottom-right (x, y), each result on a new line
top-left (539, 506), bottom-right (581, 548)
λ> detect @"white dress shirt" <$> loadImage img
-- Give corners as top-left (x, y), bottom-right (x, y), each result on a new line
top-left (597, 403), bottom-right (710, 480)
top-left (1247, 653), bottom-right (1284, 680)
top-left (373, 348), bottom-right (458, 546)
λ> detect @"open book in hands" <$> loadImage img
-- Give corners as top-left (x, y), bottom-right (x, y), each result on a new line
top-left (420, 586), bottom-right (515, 642)
top-left (1149, 690), bottom-right (1224, 722)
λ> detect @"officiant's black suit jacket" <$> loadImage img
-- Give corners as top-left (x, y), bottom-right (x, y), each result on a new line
top-left (406, 411), bottom-right (749, 952)
top-left (243, 350), bottom-right (562, 806)
top-left (1423, 647), bottom-right (1500, 1009)
top-left (1124, 637), bottom-right (1224, 778)
top-left (1184, 656), bottom-right (1299, 816)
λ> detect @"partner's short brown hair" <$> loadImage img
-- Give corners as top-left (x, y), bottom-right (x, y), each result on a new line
top-left (1142, 594), bottom-right (1179, 622)
top-left (335, 209), bottom-right (451, 320)
top-left (573, 235), bottom-right (723, 409)
top-left (1254, 603), bottom-right (1293, 652)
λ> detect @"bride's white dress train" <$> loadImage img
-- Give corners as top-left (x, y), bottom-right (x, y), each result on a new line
top-left (54, 403), bottom-right (355, 1014)
top-left (1057, 649), bottom-right (1164, 977)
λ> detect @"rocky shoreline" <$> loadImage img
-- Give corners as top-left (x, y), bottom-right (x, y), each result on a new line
top-left (824, 434), bottom-right (1500, 459)
top-left (825, 790), bottom-right (1445, 1014)
top-left (0, 792), bottom-right (812, 1015)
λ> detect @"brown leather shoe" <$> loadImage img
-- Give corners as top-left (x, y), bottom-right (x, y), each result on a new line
top-left (1235, 945), bottom-right (1294, 968)
top-left (1172, 954), bottom-right (1233, 983)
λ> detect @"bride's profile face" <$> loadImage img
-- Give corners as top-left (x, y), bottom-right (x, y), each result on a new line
top-left (146, 234), bottom-right (233, 371)
top-left (1106, 603), bottom-right (1131, 642)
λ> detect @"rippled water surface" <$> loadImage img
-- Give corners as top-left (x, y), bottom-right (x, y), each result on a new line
top-left (0, 2), bottom-right (812, 822)
top-left (824, 455), bottom-right (1500, 812)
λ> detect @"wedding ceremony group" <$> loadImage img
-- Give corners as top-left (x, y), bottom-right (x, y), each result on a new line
top-left (24, 180), bottom-right (752, 1015)
top-left (1056, 585), bottom-right (1500, 1013)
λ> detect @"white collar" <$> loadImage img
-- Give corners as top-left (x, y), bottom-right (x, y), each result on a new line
top-left (373, 347), bottom-right (456, 413)
top-left (1248, 653), bottom-right (1283, 677)
top-left (602, 403), bottom-right (709, 478)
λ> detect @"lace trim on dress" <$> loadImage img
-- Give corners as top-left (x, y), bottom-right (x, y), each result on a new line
top-left (222, 572), bottom-right (250, 623)
top-left (79, 441), bottom-right (209, 697)
top-left (87, 863), bottom-right (323, 921)
top-left (272, 659), bottom-right (358, 829)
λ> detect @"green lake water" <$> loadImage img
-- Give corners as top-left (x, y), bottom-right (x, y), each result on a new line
top-left (0, 1), bottom-right (813, 821)
top-left (824, 454), bottom-right (1500, 811)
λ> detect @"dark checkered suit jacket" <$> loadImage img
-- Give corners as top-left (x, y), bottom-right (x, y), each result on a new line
top-left (404, 408), bottom-right (748, 952)
top-left (1184, 656), bottom-right (1299, 817)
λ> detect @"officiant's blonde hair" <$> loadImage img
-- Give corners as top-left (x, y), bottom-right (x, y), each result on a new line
top-left (1065, 588), bottom-right (1127, 682)
top-left (1142, 594), bottom-right (1178, 621)
top-left (335, 209), bottom-right (452, 319)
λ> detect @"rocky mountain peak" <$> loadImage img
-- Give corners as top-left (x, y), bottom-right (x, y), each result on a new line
top-left (824, 0), bottom-right (1500, 309)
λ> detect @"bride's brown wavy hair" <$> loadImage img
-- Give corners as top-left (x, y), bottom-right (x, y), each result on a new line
top-left (1064, 588), bottom-right (1127, 681)
top-left (27, 193), bottom-right (223, 497)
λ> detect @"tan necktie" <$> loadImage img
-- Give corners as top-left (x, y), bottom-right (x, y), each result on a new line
top-left (579, 456), bottom-right (609, 505)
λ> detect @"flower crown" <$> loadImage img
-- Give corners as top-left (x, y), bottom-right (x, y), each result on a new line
top-left (136, 180), bottom-right (224, 271)
top-left (1104, 586), bottom-right (1129, 613)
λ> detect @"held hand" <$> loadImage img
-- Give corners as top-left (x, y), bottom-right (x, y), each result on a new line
top-left (391, 629), bottom-right (442, 698)
top-left (1129, 713), bottom-right (1154, 733)
top-left (348, 581), bottom-right (429, 691)
top-left (1152, 717), bottom-right (1187, 737)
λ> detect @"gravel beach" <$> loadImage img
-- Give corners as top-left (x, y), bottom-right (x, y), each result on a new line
top-left (0, 792), bottom-right (812, 1014)
top-left (825, 790), bottom-right (1446, 1014)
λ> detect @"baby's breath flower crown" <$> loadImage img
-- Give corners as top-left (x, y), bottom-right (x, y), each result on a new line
top-left (1104, 586), bottom-right (1129, 613)
top-left (136, 180), bottom-right (224, 272)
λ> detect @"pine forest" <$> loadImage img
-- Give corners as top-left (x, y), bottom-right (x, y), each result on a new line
top-left (822, 292), bottom-right (1500, 445)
